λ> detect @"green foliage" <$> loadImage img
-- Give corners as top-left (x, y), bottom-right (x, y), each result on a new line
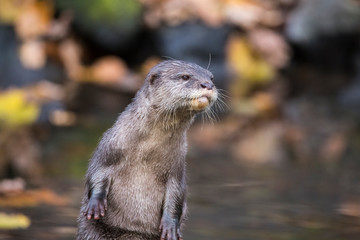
top-left (56, 0), bottom-right (142, 28)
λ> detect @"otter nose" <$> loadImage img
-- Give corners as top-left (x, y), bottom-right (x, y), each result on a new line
top-left (200, 82), bottom-right (214, 90)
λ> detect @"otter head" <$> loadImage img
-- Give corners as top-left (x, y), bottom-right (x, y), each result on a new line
top-left (144, 60), bottom-right (218, 115)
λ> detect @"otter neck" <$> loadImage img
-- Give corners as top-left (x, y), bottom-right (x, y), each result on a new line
top-left (133, 94), bottom-right (196, 134)
top-left (150, 107), bottom-right (195, 132)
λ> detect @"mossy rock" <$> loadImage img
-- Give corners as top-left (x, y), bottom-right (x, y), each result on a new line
top-left (56, 0), bottom-right (143, 51)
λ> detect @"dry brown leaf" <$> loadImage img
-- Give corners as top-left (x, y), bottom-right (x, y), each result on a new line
top-left (320, 133), bottom-right (347, 163)
top-left (46, 10), bottom-right (73, 40)
top-left (89, 56), bottom-right (128, 85)
top-left (143, 0), bottom-right (222, 27)
top-left (15, 0), bottom-right (53, 39)
top-left (28, 81), bottom-right (65, 103)
top-left (185, 0), bottom-right (223, 27)
top-left (250, 92), bottom-right (277, 114)
top-left (248, 28), bottom-right (290, 68)
top-left (261, 9), bottom-right (283, 27)
top-left (161, 0), bottom-right (192, 26)
top-left (141, 57), bottom-right (161, 77)
top-left (59, 39), bottom-right (84, 81)
top-left (49, 110), bottom-right (76, 127)
top-left (189, 117), bottom-right (242, 148)
top-left (233, 122), bottom-right (285, 164)
top-left (0, 188), bottom-right (69, 207)
top-left (338, 201), bottom-right (360, 217)
top-left (19, 39), bottom-right (46, 69)
top-left (0, 178), bottom-right (25, 194)
top-left (223, 0), bottom-right (264, 29)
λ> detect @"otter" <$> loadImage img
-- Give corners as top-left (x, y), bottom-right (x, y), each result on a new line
top-left (76, 60), bottom-right (218, 240)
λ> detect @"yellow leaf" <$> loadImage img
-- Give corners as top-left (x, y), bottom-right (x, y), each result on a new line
top-left (227, 34), bottom-right (274, 84)
top-left (0, 213), bottom-right (31, 229)
top-left (0, 0), bottom-right (33, 24)
top-left (15, 0), bottom-right (53, 39)
top-left (0, 89), bottom-right (40, 127)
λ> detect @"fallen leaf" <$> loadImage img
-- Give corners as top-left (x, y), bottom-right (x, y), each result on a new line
top-left (0, 189), bottom-right (69, 207)
top-left (233, 122), bottom-right (285, 164)
top-left (15, 0), bottom-right (53, 39)
top-left (46, 10), bottom-right (73, 40)
top-left (233, 91), bottom-right (277, 116)
top-left (0, 213), bottom-right (31, 230)
top-left (19, 39), bottom-right (46, 69)
top-left (0, 89), bottom-right (40, 127)
top-left (140, 56), bottom-right (161, 77)
top-left (49, 110), bottom-right (76, 127)
top-left (223, 0), bottom-right (264, 29)
top-left (185, 0), bottom-right (223, 27)
top-left (338, 201), bottom-right (360, 217)
top-left (0, 0), bottom-right (33, 24)
top-left (89, 56), bottom-right (128, 85)
top-left (248, 28), bottom-right (289, 68)
top-left (59, 39), bottom-right (84, 81)
top-left (320, 133), bottom-right (347, 163)
top-left (28, 81), bottom-right (65, 102)
top-left (250, 92), bottom-right (277, 114)
top-left (161, 0), bottom-right (192, 26)
top-left (189, 117), bottom-right (242, 148)
top-left (227, 34), bottom-right (274, 83)
top-left (227, 34), bottom-right (274, 99)
top-left (0, 178), bottom-right (26, 194)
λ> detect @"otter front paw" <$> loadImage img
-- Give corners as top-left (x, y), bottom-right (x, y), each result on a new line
top-left (84, 197), bottom-right (107, 220)
top-left (159, 215), bottom-right (182, 240)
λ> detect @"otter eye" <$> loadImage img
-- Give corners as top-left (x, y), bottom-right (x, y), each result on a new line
top-left (181, 75), bottom-right (190, 81)
top-left (210, 76), bottom-right (214, 81)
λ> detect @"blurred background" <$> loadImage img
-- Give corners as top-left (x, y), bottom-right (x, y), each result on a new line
top-left (1, 0), bottom-right (360, 239)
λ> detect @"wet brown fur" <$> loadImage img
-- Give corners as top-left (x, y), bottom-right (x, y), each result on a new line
top-left (76, 60), bottom-right (218, 240)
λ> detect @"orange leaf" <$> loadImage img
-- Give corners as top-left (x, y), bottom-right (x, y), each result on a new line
top-left (0, 189), bottom-right (69, 207)
top-left (15, 0), bottom-right (53, 39)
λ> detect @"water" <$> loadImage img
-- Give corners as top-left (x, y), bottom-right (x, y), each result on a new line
top-left (1, 122), bottom-right (360, 240)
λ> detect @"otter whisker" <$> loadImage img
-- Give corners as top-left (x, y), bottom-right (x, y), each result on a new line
top-left (216, 92), bottom-right (230, 112)
top-left (207, 53), bottom-right (212, 70)
top-left (209, 109), bottom-right (217, 123)
top-left (152, 108), bottom-right (163, 129)
top-left (217, 88), bottom-right (230, 96)
top-left (162, 56), bottom-right (178, 61)
top-left (214, 99), bottom-right (227, 113)
top-left (204, 110), bottom-right (214, 124)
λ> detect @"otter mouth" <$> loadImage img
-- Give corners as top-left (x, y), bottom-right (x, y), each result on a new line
top-left (190, 95), bottom-right (212, 111)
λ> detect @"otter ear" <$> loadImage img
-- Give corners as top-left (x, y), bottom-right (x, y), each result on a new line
top-left (148, 73), bottom-right (159, 85)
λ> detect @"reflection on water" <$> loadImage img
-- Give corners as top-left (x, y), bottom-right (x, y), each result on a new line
top-left (186, 148), bottom-right (360, 240)
top-left (1, 123), bottom-right (360, 240)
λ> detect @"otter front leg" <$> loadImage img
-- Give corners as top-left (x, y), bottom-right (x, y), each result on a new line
top-left (159, 177), bottom-right (186, 240)
top-left (84, 178), bottom-right (110, 220)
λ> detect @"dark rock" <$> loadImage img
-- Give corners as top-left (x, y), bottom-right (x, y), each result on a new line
top-left (55, 0), bottom-right (143, 53)
top-left (0, 25), bottom-right (65, 89)
top-left (156, 21), bottom-right (231, 89)
top-left (286, 0), bottom-right (360, 45)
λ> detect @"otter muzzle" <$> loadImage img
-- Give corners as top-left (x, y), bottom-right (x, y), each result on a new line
top-left (191, 96), bottom-right (210, 111)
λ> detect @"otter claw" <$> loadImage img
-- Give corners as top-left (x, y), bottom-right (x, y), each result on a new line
top-left (84, 197), bottom-right (107, 220)
top-left (159, 216), bottom-right (182, 240)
